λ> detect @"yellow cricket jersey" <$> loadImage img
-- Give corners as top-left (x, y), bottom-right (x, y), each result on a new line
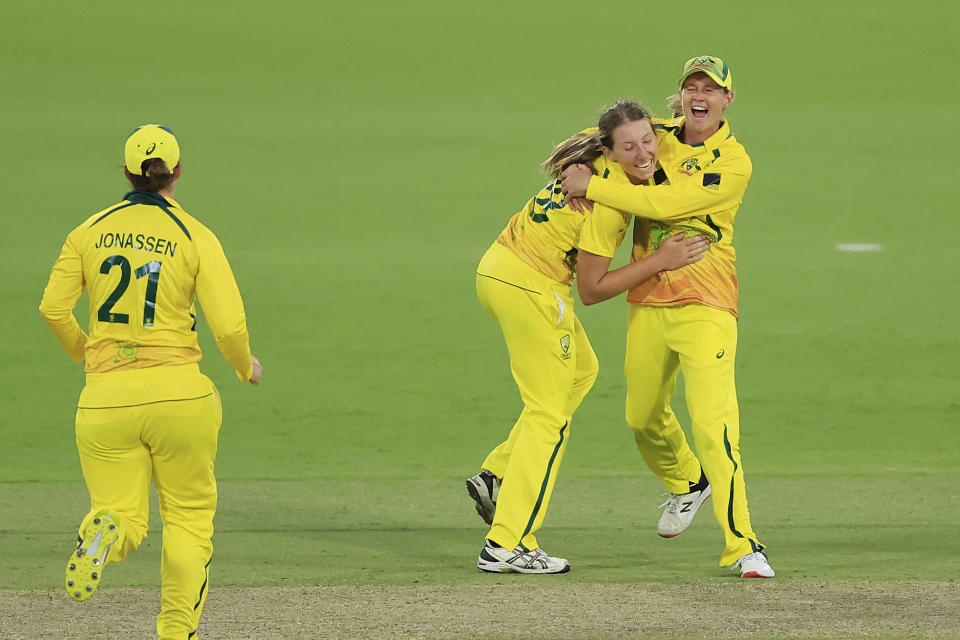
top-left (494, 156), bottom-right (632, 286)
top-left (39, 190), bottom-right (253, 380)
top-left (583, 117), bottom-right (752, 316)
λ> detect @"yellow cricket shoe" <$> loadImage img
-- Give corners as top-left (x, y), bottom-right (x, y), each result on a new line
top-left (65, 510), bottom-right (120, 602)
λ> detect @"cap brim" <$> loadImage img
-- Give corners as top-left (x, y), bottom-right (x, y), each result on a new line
top-left (678, 69), bottom-right (732, 90)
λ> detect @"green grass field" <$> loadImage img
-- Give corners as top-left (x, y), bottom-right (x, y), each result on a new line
top-left (2, 1), bottom-right (959, 638)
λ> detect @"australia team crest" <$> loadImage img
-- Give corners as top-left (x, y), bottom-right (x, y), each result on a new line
top-left (678, 157), bottom-right (702, 176)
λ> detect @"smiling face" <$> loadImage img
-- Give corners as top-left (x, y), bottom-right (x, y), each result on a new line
top-left (680, 71), bottom-right (734, 144)
top-left (603, 118), bottom-right (658, 184)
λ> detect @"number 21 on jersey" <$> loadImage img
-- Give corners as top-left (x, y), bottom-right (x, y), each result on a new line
top-left (98, 256), bottom-right (162, 326)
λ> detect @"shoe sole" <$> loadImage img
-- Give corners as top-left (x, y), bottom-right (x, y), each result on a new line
top-left (465, 477), bottom-right (495, 525)
top-left (66, 510), bottom-right (120, 602)
top-left (476, 558), bottom-right (570, 575)
top-left (741, 570), bottom-right (775, 578)
top-left (658, 484), bottom-right (713, 538)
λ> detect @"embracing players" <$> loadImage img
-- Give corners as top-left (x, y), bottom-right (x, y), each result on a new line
top-left (468, 101), bottom-right (708, 573)
top-left (471, 55), bottom-right (774, 579)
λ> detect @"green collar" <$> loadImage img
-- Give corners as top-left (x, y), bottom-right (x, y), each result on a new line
top-left (123, 190), bottom-right (170, 207)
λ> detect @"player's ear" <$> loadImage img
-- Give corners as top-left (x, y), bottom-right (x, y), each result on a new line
top-left (723, 90), bottom-right (735, 110)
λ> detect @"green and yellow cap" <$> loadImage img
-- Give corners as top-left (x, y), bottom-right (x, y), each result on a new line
top-left (678, 55), bottom-right (733, 90)
top-left (124, 125), bottom-right (180, 176)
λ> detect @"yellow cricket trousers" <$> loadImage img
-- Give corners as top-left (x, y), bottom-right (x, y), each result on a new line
top-left (476, 242), bottom-right (599, 551)
top-left (624, 304), bottom-right (763, 566)
top-left (75, 363), bottom-right (221, 640)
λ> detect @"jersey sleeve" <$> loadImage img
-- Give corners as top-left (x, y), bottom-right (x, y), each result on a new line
top-left (577, 202), bottom-right (629, 258)
top-left (195, 228), bottom-right (254, 381)
top-left (39, 230), bottom-right (87, 363)
top-left (586, 153), bottom-right (751, 222)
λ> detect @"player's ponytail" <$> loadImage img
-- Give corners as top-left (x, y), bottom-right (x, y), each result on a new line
top-left (541, 133), bottom-right (603, 178)
top-left (127, 158), bottom-right (177, 192)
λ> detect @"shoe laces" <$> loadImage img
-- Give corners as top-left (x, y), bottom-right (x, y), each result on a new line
top-left (510, 546), bottom-right (548, 569)
top-left (731, 551), bottom-right (769, 572)
top-left (658, 493), bottom-right (683, 515)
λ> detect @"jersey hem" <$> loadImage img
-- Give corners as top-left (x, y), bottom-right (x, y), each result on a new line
top-left (77, 392), bottom-right (215, 410)
top-left (627, 298), bottom-right (739, 318)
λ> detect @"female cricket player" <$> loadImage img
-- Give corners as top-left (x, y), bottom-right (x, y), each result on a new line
top-left (39, 124), bottom-right (264, 637)
top-left (562, 56), bottom-right (775, 578)
top-left (468, 100), bottom-right (709, 574)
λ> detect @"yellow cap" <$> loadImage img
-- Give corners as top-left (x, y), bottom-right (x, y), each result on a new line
top-left (124, 125), bottom-right (180, 176)
top-left (678, 56), bottom-right (733, 90)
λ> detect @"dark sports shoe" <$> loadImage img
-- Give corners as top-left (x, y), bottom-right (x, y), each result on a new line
top-left (66, 509), bottom-right (120, 602)
top-left (465, 470), bottom-right (500, 524)
top-left (476, 540), bottom-right (569, 574)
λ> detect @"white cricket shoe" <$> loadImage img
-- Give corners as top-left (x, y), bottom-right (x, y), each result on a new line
top-left (465, 471), bottom-right (500, 525)
top-left (657, 484), bottom-right (712, 538)
top-left (476, 540), bottom-right (570, 574)
top-left (733, 550), bottom-right (775, 578)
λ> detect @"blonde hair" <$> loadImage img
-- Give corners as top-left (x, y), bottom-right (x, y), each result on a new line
top-left (540, 132), bottom-right (603, 178)
top-left (666, 93), bottom-right (683, 117)
top-left (540, 99), bottom-right (654, 178)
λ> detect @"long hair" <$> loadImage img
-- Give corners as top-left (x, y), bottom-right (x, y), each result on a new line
top-left (665, 93), bottom-right (683, 117)
top-left (540, 132), bottom-right (603, 178)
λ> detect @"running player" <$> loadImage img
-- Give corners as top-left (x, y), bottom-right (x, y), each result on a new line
top-left (39, 124), bottom-right (264, 637)
top-left (562, 56), bottom-right (774, 578)
top-left (468, 100), bottom-right (709, 574)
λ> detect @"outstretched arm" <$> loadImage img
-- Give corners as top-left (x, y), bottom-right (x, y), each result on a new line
top-left (561, 158), bottom-right (750, 223)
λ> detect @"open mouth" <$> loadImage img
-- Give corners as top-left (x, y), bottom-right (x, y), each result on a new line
top-left (691, 106), bottom-right (709, 119)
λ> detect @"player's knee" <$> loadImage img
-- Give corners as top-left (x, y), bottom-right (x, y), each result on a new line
top-left (695, 437), bottom-right (723, 460)
top-left (164, 513), bottom-right (216, 541)
top-left (578, 361), bottom-right (599, 393)
top-left (629, 423), bottom-right (662, 445)
top-left (625, 406), bottom-right (667, 436)
top-left (689, 415), bottom-right (736, 454)
top-left (100, 512), bottom-right (148, 561)
top-left (522, 406), bottom-right (573, 435)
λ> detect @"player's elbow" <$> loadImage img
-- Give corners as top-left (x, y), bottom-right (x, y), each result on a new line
top-left (38, 299), bottom-right (65, 321)
top-left (213, 328), bottom-right (248, 348)
top-left (577, 283), bottom-right (603, 306)
top-left (211, 320), bottom-right (250, 348)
